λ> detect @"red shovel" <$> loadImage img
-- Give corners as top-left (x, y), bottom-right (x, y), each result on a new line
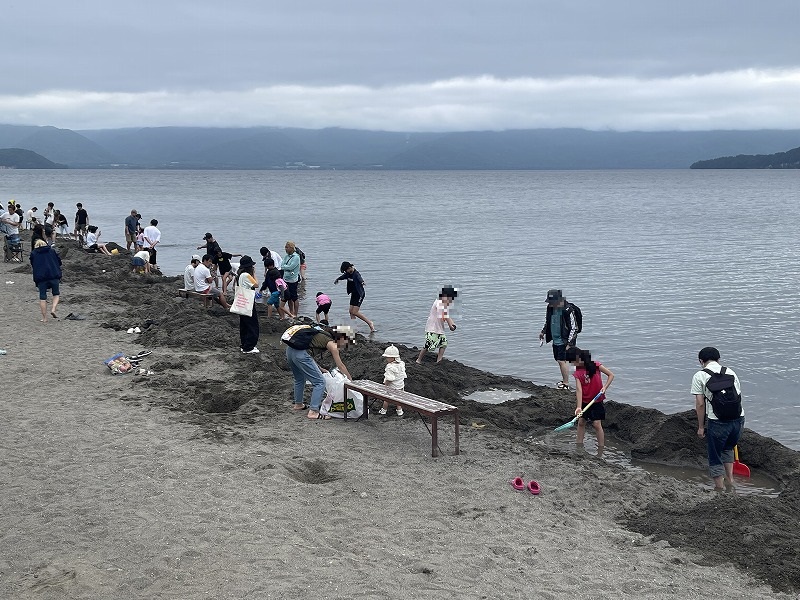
top-left (733, 445), bottom-right (751, 477)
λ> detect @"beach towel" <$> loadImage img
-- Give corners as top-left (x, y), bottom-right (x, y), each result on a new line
top-left (104, 353), bottom-right (134, 375)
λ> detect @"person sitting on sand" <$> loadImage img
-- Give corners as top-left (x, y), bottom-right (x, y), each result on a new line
top-left (131, 249), bottom-right (152, 274)
top-left (565, 347), bottom-right (614, 451)
top-left (379, 345), bottom-right (406, 416)
top-left (285, 325), bottom-right (354, 420)
top-left (30, 238), bottom-right (62, 323)
top-left (315, 291), bottom-right (332, 324)
top-left (416, 286), bottom-right (457, 364)
top-left (84, 226), bottom-right (112, 255)
top-left (334, 261), bottom-right (375, 333)
top-left (193, 254), bottom-right (230, 309)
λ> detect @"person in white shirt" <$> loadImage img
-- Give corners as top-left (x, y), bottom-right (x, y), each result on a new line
top-left (193, 254), bottom-right (230, 309)
top-left (1, 203), bottom-right (22, 243)
top-left (142, 219), bottom-right (161, 267)
top-left (84, 226), bottom-right (112, 255)
top-left (690, 346), bottom-right (745, 491)
top-left (131, 250), bottom-right (151, 274)
top-left (184, 255), bottom-right (201, 289)
top-left (25, 207), bottom-right (39, 228)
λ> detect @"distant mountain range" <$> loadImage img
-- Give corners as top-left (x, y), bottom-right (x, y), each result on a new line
top-left (1, 123), bottom-right (799, 170)
top-left (690, 146), bottom-right (800, 169)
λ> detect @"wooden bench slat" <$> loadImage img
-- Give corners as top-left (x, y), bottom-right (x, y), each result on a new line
top-left (345, 380), bottom-right (457, 412)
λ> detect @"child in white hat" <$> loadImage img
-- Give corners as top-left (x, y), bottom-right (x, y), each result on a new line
top-left (380, 345), bottom-right (406, 416)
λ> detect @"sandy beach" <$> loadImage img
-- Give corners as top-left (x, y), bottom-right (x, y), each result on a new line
top-left (1, 236), bottom-right (798, 600)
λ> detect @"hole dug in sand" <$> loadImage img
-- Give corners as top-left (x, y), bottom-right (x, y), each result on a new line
top-left (284, 459), bottom-right (340, 484)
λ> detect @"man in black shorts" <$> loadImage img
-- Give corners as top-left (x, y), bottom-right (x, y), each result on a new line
top-left (538, 289), bottom-right (580, 390)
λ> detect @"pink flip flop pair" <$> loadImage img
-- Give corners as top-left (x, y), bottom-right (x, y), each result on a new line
top-left (510, 476), bottom-right (541, 495)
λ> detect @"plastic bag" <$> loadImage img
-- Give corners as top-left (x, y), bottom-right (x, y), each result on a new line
top-left (320, 369), bottom-right (363, 419)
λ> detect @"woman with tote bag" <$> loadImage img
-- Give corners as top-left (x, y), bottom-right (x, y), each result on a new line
top-left (232, 255), bottom-right (260, 354)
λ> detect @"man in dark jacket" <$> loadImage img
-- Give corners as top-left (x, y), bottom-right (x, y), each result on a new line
top-left (30, 240), bottom-right (63, 323)
top-left (539, 289), bottom-right (580, 390)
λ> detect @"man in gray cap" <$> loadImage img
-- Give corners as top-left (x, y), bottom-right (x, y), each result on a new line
top-left (539, 289), bottom-right (581, 390)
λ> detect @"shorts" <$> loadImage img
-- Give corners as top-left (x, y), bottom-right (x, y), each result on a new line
top-left (37, 279), bottom-right (60, 300)
top-left (552, 343), bottom-right (570, 361)
top-left (349, 292), bottom-right (365, 307)
top-left (131, 257), bottom-right (146, 267)
top-left (286, 281), bottom-right (299, 301)
top-left (125, 230), bottom-right (136, 243)
top-left (86, 244), bottom-right (99, 253)
top-left (579, 401), bottom-right (606, 422)
top-left (267, 291), bottom-right (281, 307)
top-left (218, 262), bottom-right (232, 275)
top-left (315, 302), bottom-right (332, 315)
top-left (706, 416), bottom-right (744, 478)
top-left (424, 332), bottom-right (448, 351)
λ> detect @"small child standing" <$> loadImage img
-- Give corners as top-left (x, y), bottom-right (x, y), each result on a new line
top-left (267, 278), bottom-right (294, 319)
top-left (380, 345), bottom-right (406, 416)
top-left (315, 292), bottom-right (332, 325)
top-left (565, 347), bottom-right (615, 450)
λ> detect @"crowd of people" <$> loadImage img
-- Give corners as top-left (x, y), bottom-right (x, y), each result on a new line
top-left (8, 202), bottom-right (748, 488)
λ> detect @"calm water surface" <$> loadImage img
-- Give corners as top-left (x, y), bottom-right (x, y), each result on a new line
top-left (3, 169), bottom-right (798, 449)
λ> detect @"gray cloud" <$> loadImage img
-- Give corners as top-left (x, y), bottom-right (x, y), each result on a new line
top-left (2, 0), bottom-right (799, 130)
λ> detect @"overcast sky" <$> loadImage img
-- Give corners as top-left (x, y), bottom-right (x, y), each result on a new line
top-left (2, 0), bottom-right (799, 131)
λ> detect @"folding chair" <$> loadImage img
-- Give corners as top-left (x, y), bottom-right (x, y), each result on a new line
top-left (4, 236), bottom-right (24, 263)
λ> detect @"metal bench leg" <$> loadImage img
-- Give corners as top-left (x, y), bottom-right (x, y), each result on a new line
top-left (431, 417), bottom-right (439, 457)
top-left (454, 412), bottom-right (460, 455)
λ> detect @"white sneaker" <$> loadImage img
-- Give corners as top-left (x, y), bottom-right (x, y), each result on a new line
top-left (378, 408), bottom-right (387, 415)
top-left (245, 347), bottom-right (260, 353)
top-left (396, 408), bottom-right (404, 416)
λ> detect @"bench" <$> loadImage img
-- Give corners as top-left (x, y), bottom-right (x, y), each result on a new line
top-left (177, 288), bottom-right (213, 308)
top-left (343, 379), bottom-right (460, 457)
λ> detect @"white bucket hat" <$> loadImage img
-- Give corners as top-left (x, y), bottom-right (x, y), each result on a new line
top-left (382, 345), bottom-right (400, 359)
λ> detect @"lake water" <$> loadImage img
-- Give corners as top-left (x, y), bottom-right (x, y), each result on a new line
top-left (3, 168), bottom-right (799, 450)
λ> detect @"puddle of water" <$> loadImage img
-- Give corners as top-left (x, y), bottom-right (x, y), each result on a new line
top-left (529, 431), bottom-right (781, 498)
top-left (464, 388), bottom-right (531, 405)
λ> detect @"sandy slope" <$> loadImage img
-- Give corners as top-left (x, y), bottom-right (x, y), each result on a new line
top-left (0, 239), bottom-right (797, 599)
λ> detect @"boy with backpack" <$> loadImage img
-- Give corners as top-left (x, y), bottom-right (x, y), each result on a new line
top-left (690, 346), bottom-right (744, 491)
top-left (538, 289), bottom-right (582, 390)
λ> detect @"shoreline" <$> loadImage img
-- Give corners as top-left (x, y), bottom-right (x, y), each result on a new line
top-left (1, 236), bottom-right (799, 598)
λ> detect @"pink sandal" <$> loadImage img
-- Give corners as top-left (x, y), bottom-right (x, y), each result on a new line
top-left (527, 480), bottom-right (541, 495)
top-left (510, 476), bottom-right (525, 491)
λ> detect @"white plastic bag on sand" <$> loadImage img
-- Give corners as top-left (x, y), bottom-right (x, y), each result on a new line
top-left (320, 369), bottom-right (363, 419)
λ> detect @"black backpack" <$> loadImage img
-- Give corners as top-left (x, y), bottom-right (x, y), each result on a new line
top-left (703, 367), bottom-right (742, 421)
top-left (568, 302), bottom-right (583, 334)
top-left (281, 323), bottom-right (330, 350)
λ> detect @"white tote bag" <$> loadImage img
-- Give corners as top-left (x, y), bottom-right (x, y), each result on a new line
top-left (230, 286), bottom-right (256, 316)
